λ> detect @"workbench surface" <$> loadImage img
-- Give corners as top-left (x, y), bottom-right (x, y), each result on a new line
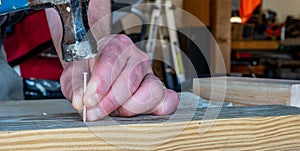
top-left (1, 99), bottom-right (300, 131)
top-left (1, 93), bottom-right (300, 150)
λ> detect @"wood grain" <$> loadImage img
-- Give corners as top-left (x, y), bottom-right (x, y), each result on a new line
top-left (1, 98), bottom-right (300, 150)
top-left (193, 76), bottom-right (300, 107)
top-left (1, 115), bottom-right (300, 150)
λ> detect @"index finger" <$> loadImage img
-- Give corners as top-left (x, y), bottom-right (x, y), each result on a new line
top-left (83, 35), bottom-right (134, 107)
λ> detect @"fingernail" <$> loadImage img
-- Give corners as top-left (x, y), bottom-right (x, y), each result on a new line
top-left (85, 93), bottom-right (100, 107)
top-left (72, 91), bottom-right (83, 110)
top-left (88, 108), bottom-right (102, 121)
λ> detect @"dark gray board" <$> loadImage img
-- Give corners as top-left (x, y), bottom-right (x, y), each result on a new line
top-left (1, 99), bottom-right (300, 131)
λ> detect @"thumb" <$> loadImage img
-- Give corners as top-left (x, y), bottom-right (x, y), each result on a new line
top-left (60, 60), bottom-right (90, 111)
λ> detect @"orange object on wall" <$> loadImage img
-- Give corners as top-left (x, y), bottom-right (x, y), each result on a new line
top-left (239, 0), bottom-right (262, 24)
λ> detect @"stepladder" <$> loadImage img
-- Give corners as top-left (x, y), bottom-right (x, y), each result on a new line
top-left (145, 0), bottom-right (185, 89)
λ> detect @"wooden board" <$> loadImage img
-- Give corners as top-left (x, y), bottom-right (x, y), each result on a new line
top-left (280, 38), bottom-right (300, 46)
top-left (182, 0), bottom-right (211, 27)
top-left (232, 40), bottom-right (279, 50)
top-left (231, 65), bottom-right (266, 76)
top-left (2, 96), bottom-right (300, 150)
top-left (193, 77), bottom-right (300, 107)
top-left (211, 0), bottom-right (232, 73)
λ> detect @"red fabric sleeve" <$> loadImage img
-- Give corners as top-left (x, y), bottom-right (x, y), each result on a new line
top-left (4, 10), bottom-right (52, 62)
top-left (4, 10), bottom-right (63, 80)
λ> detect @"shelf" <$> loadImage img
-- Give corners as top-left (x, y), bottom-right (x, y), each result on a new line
top-left (231, 65), bottom-right (266, 76)
top-left (232, 40), bottom-right (279, 50)
top-left (280, 38), bottom-right (300, 46)
top-left (268, 60), bottom-right (300, 68)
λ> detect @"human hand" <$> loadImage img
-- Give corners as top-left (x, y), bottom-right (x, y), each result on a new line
top-left (60, 35), bottom-right (179, 121)
top-left (45, 0), bottom-right (179, 121)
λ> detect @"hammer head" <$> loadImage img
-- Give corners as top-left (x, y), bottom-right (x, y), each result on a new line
top-left (0, 0), bottom-right (97, 62)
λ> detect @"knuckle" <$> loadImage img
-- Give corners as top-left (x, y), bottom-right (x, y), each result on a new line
top-left (92, 77), bottom-right (109, 95)
top-left (115, 34), bottom-right (132, 44)
top-left (139, 53), bottom-right (151, 69)
top-left (103, 45), bottom-right (128, 62)
top-left (151, 80), bottom-right (164, 94)
top-left (147, 82), bottom-right (164, 103)
top-left (126, 74), bottom-right (140, 94)
top-left (140, 52), bottom-right (150, 61)
top-left (127, 67), bottom-right (144, 94)
top-left (99, 55), bottom-right (120, 73)
top-left (104, 45), bottom-right (121, 54)
top-left (102, 98), bottom-right (120, 115)
top-left (143, 75), bottom-right (161, 88)
top-left (102, 54), bottom-right (116, 68)
top-left (147, 73), bottom-right (159, 81)
top-left (133, 58), bottom-right (151, 76)
top-left (133, 62), bottom-right (144, 75)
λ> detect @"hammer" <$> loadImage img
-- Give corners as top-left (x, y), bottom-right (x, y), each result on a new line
top-left (0, 0), bottom-right (97, 62)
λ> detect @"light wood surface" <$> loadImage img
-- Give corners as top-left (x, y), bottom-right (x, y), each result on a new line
top-left (1, 97), bottom-right (300, 150)
top-left (1, 114), bottom-right (300, 150)
top-left (193, 76), bottom-right (300, 107)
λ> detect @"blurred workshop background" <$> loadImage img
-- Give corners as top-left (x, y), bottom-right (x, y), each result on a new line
top-left (3, 0), bottom-right (300, 99)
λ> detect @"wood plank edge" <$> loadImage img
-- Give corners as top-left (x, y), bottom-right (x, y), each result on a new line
top-left (290, 84), bottom-right (300, 107)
